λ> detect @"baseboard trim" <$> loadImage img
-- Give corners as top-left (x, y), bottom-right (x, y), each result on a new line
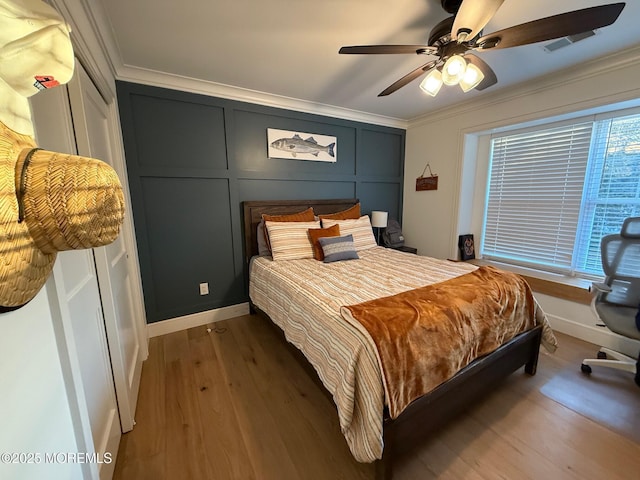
top-left (145, 303), bottom-right (639, 357)
top-left (547, 313), bottom-right (640, 358)
top-left (147, 303), bottom-right (250, 338)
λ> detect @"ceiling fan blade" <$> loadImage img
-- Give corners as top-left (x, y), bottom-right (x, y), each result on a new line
top-left (339, 45), bottom-right (437, 55)
top-left (464, 54), bottom-right (497, 91)
top-left (474, 3), bottom-right (626, 50)
top-left (378, 60), bottom-right (438, 97)
top-left (451, 0), bottom-right (505, 42)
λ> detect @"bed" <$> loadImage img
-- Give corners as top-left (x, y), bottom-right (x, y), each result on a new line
top-left (243, 198), bottom-right (557, 479)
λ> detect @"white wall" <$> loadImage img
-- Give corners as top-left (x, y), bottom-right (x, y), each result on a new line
top-left (403, 45), bottom-right (640, 356)
top-left (0, 290), bottom-right (83, 480)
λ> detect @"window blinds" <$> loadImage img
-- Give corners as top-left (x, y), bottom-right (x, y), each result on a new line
top-left (574, 113), bottom-right (640, 274)
top-left (484, 111), bottom-right (640, 276)
top-left (483, 122), bottom-right (593, 273)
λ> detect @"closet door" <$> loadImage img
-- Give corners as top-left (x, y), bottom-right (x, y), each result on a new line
top-left (67, 62), bottom-right (144, 433)
top-left (30, 80), bottom-right (120, 480)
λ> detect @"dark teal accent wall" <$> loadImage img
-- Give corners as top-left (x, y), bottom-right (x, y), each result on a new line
top-left (117, 81), bottom-right (405, 323)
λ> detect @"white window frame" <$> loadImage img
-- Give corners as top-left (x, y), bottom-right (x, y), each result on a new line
top-left (479, 106), bottom-right (640, 279)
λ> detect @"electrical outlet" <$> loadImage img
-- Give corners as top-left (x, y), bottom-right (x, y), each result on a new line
top-left (199, 282), bottom-right (209, 295)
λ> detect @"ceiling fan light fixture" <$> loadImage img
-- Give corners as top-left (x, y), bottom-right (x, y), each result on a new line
top-left (340, 3), bottom-right (626, 98)
top-left (420, 69), bottom-right (443, 97)
top-left (441, 55), bottom-right (467, 85)
top-left (459, 62), bottom-right (485, 92)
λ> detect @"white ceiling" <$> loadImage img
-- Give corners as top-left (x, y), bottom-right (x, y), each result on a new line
top-left (94, 0), bottom-right (640, 124)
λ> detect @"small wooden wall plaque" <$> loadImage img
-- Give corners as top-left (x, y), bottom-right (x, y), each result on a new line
top-left (416, 163), bottom-right (438, 191)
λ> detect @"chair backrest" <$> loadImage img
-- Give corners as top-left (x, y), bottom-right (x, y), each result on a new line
top-left (600, 217), bottom-right (640, 307)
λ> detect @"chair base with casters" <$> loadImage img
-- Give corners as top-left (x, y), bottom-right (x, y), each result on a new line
top-left (581, 347), bottom-right (639, 379)
top-left (580, 286), bottom-right (640, 387)
top-left (579, 216), bottom-right (640, 388)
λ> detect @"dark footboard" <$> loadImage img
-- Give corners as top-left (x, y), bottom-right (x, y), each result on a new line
top-left (252, 303), bottom-right (543, 480)
top-left (375, 324), bottom-right (543, 480)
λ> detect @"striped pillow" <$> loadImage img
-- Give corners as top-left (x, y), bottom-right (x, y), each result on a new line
top-left (261, 207), bottom-right (316, 252)
top-left (321, 215), bottom-right (377, 251)
top-left (265, 221), bottom-right (320, 261)
top-left (318, 234), bottom-right (359, 263)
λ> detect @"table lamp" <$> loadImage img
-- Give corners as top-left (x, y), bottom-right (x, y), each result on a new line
top-left (371, 211), bottom-right (388, 245)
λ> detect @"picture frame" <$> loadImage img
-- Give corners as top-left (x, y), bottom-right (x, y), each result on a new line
top-left (458, 234), bottom-right (475, 261)
top-left (267, 128), bottom-right (337, 162)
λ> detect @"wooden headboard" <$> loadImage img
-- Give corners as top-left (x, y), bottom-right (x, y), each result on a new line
top-left (242, 198), bottom-right (359, 261)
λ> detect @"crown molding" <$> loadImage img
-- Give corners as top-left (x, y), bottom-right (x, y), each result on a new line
top-left (56, 1), bottom-right (407, 129)
top-left (115, 63), bottom-right (408, 129)
top-left (50, 1), bottom-right (640, 133)
top-left (52, 0), bottom-right (118, 101)
top-left (408, 44), bottom-right (640, 129)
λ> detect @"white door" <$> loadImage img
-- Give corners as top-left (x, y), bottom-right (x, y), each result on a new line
top-left (55, 252), bottom-right (122, 480)
top-left (67, 63), bottom-right (144, 432)
top-left (30, 81), bottom-right (121, 480)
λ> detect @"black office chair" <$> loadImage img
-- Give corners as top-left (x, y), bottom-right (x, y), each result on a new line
top-left (581, 217), bottom-right (640, 387)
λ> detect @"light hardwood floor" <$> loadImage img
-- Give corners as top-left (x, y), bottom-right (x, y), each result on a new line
top-left (113, 314), bottom-right (640, 480)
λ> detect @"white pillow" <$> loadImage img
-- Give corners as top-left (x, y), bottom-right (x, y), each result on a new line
top-left (265, 220), bottom-right (320, 261)
top-left (321, 215), bottom-right (378, 251)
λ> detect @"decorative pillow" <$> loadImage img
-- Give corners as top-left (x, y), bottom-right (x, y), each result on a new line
top-left (308, 224), bottom-right (341, 261)
top-left (318, 234), bottom-right (359, 263)
top-left (262, 207), bottom-right (315, 223)
top-left (318, 203), bottom-right (361, 220)
top-left (261, 207), bottom-right (315, 251)
top-left (321, 215), bottom-right (377, 251)
top-left (265, 220), bottom-right (320, 261)
top-left (257, 220), bottom-right (270, 256)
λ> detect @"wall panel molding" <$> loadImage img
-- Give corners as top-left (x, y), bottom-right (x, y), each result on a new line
top-left (117, 81), bottom-right (406, 323)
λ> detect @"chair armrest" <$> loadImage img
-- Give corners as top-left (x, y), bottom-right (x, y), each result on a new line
top-left (590, 282), bottom-right (612, 293)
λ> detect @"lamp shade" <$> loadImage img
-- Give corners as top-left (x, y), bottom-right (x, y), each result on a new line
top-left (371, 211), bottom-right (388, 228)
top-left (420, 69), bottom-right (443, 97)
top-left (459, 63), bottom-right (485, 92)
top-left (441, 55), bottom-right (467, 86)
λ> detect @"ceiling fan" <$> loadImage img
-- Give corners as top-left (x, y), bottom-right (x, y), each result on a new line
top-left (339, 0), bottom-right (626, 97)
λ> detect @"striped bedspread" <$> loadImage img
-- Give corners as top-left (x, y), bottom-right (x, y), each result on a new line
top-left (249, 247), bottom-right (556, 462)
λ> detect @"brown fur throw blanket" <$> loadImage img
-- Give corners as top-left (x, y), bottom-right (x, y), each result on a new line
top-left (340, 266), bottom-right (538, 419)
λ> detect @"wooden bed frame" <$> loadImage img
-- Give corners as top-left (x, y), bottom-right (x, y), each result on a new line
top-left (242, 199), bottom-right (543, 480)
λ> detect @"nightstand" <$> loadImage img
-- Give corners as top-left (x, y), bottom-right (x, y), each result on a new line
top-left (391, 245), bottom-right (417, 254)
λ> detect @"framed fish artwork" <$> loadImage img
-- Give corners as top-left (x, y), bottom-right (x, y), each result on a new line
top-left (267, 128), bottom-right (337, 162)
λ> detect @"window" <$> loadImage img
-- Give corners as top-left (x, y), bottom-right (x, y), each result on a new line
top-left (483, 111), bottom-right (640, 277)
